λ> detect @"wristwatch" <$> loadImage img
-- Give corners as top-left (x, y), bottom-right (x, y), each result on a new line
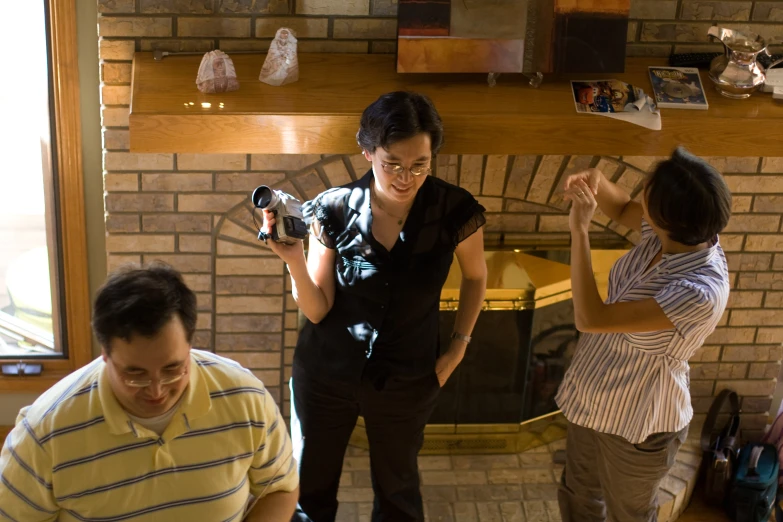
top-left (450, 331), bottom-right (472, 344)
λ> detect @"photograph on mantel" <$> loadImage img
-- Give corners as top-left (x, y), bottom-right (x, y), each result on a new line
top-left (397, 0), bottom-right (630, 74)
top-left (571, 79), bottom-right (661, 130)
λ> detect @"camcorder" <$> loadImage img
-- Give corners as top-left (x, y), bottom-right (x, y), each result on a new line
top-left (251, 185), bottom-right (308, 245)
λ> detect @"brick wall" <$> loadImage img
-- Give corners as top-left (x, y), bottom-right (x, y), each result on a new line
top-left (628, 0), bottom-right (783, 56)
top-left (97, 0), bottom-right (783, 59)
top-left (98, 0), bottom-right (783, 431)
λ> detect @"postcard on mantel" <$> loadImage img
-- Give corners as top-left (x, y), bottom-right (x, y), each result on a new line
top-left (571, 79), bottom-right (662, 131)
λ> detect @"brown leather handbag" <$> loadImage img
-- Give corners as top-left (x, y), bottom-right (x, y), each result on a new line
top-left (701, 389), bottom-right (742, 506)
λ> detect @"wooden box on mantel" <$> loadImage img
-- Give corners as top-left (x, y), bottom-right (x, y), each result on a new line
top-left (396, 0), bottom-right (631, 75)
top-left (129, 52), bottom-right (783, 157)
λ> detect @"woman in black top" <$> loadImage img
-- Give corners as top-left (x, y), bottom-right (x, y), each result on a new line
top-left (263, 91), bottom-right (487, 522)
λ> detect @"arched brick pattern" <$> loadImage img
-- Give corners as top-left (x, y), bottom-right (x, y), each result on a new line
top-left (432, 154), bottom-right (650, 249)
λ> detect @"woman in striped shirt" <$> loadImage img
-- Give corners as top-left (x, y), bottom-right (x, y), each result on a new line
top-left (556, 147), bottom-right (731, 522)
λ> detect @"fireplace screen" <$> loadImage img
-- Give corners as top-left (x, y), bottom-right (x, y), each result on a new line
top-left (431, 249), bottom-right (625, 426)
top-left (433, 300), bottom-right (577, 424)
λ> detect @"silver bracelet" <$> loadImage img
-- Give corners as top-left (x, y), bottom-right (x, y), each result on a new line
top-left (450, 331), bottom-right (472, 344)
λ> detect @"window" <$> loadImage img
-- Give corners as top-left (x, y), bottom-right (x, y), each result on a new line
top-left (0, 1), bottom-right (58, 356)
top-left (0, 0), bottom-right (91, 391)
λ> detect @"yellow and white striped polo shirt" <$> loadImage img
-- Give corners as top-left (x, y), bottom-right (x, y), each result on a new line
top-left (0, 349), bottom-right (297, 521)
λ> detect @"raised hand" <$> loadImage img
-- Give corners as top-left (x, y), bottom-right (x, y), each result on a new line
top-left (564, 179), bottom-right (598, 234)
top-left (563, 168), bottom-right (602, 197)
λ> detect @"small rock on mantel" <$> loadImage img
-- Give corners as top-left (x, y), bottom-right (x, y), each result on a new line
top-left (259, 27), bottom-right (299, 86)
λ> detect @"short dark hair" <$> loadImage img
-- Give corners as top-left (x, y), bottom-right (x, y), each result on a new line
top-left (356, 91), bottom-right (444, 154)
top-left (645, 147), bottom-right (732, 246)
top-left (92, 263), bottom-right (197, 353)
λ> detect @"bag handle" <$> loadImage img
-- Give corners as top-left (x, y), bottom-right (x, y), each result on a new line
top-left (748, 445), bottom-right (764, 476)
top-left (701, 389), bottom-right (740, 452)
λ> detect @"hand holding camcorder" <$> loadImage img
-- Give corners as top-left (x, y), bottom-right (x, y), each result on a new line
top-left (251, 185), bottom-right (308, 245)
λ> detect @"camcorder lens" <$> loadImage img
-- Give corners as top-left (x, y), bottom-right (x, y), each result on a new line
top-left (252, 186), bottom-right (275, 209)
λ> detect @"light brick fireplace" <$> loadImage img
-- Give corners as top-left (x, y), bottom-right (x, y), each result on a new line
top-left (102, 149), bottom-right (783, 437)
top-left (98, 1), bottom-right (783, 519)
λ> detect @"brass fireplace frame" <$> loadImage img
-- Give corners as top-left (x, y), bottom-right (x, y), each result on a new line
top-left (350, 411), bottom-right (569, 455)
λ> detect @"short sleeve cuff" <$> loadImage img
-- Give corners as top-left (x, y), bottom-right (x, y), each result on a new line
top-left (302, 195), bottom-right (337, 249)
top-left (452, 199), bottom-right (486, 247)
top-left (654, 282), bottom-right (712, 338)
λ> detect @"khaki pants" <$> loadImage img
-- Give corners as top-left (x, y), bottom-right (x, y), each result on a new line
top-left (558, 423), bottom-right (688, 522)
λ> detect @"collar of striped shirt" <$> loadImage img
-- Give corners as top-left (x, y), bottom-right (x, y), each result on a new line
top-left (99, 354), bottom-right (211, 439)
top-left (657, 236), bottom-right (719, 264)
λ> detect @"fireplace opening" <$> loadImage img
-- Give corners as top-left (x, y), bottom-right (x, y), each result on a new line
top-left (434, 300), bottom-right (577, 425)
top-left (431, 249), bottom-right (624, 429)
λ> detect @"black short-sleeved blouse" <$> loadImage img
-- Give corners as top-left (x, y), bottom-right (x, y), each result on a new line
top-left (294, 171), bottom-right (486, 387)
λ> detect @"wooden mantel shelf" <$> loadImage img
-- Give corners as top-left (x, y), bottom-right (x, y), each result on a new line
top-left (130, 52), bottom-right (783, 156)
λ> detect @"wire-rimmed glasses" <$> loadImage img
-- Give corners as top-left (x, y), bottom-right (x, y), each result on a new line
top-left (380, 162), bottom-right (432, 177)
top-left (123, 371), bottom-right (187, 388)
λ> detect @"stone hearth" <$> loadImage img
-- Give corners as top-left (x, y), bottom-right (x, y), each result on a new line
top-left (334, 431), bottom-right (703, 522)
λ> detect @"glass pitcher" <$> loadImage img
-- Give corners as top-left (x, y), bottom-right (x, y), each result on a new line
top-left (708, 26), bottom-right (769, 99)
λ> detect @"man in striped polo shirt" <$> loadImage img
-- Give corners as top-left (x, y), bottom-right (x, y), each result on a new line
top-left (0, 263), bottom-right (299, 521)
top-left (556, 147), bottom-right (731, 521)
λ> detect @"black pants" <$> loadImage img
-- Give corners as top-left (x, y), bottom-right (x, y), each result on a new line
top-left (290, 362), bottom-right (441, 522)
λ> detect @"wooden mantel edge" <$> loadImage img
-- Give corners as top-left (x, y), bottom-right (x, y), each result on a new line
top-left (129, 53), bottom-right (783, 157)
top-left (129, 111), bottom-right (774, 157)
